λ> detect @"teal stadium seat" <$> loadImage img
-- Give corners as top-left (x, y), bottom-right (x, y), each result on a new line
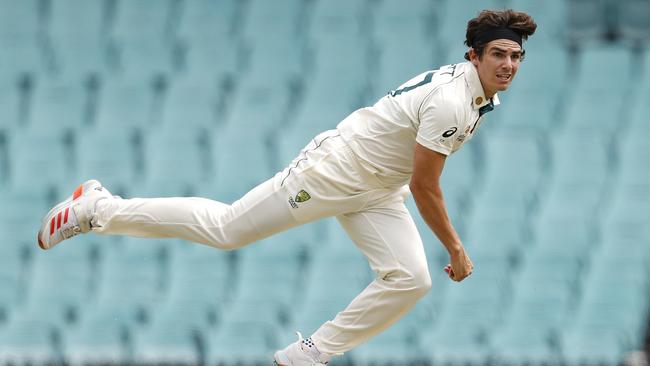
top-left (0, 243), bottom-right (27, 323)
top-left (617, 0), bottom-right (650, 42)
top-left (109, 0), bottom-right (176, 82)
top-left (28, 79), bottom-right (89, 132)
top-left (74, 128), bottom-right (139, 195)
top-left (131, 315), bottom-right (201, 364)
top-left (540, 132), bottom-right (609, 222)
top-left (437, 0), bottom-right (504, 57)
top-left (565, 0), bottom-right (609, 43)
top-left (0, 188), bottom-right (48, 247)
top-left (241, 0), bottom-right (303, 41)
top-left (510, 0), bottom-right (563, 44)
top-left (574, 45), bottom-right (634, 93)
top-left (373, 0), bottom-right (438, 93)
top-left (0, 318), bottom-right (60, 364)
top-left (137, 127), bottom-right (210, 196)
top-left (234, 236), bottom-right (305, 318)
top-left (8, 129), bottom-right (71, 197)
top-left (289, 246), bottom-right (370, 338)
top-left (62, 309), bottom-right (131, 365)
top-left (175, 0), bottom-right (241, 82)
top-left (22, 244), bottom-right (95, 326)
top-left (563, 46), bottom-right (633, 135)
top-left (162, 244), bottom-right (231, 328)
top-left (205, 319), bottom-right (279, 365)
top-left (94, 79), bottom-right (157, 132)
top-left (351, 321), bottom-right (420, 365)
top-left (176, 0), bottom-right (238, 42)
top-left (210, 126), bottom-right (273, 203)
top-left (0, 83), bottom-right (21, 129)
top-left (510, 42), bottom-right (569, 94)
top-left (93, 239), bottom-right (168, 323)
top-left (225, 71), bottom-right (294, 132)
top-left (0, 0), bottom-right (45, 84)
top-left (160, 80), bottom-right (221, 131)
top-left (0, 0), bottom-right (41, 41)
top-left (47, 0), bottom-right (109, 82)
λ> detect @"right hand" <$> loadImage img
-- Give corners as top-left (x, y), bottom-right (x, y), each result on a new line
top-left (444, 246), bottom-right (474, 282)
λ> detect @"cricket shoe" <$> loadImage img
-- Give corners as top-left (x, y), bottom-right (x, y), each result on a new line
top-left (37, 179), bottom-right (112, 250)
top-left (274, 332), bottom-right (336, 366)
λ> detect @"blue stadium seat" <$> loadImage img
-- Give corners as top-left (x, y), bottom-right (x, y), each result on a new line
top-left (510, 0), bottom-right (563, 44)
top-left (0, 188), bottom-right (48, 248)
top-left (561, 327), bottom-right (629, 366)
top-left (93, 239), bottom-right (168, 322)
top-left (351, 321), bottom-right (420, 365)
top-left (309, 0), bottom-right (366, 41)
top-left (49, 39), bottom-right (108, 83)
top-left (0, 0), bottom-right (41, 40)
top-left (0, 318), bottom-right (60, 364)
top-left (373, 0), bottom-right (435, 40)
top-left (62, 308), bottom-right (130, 365)
top-left (175, 0), bottom-right (241, 82)
top-left (210, 126), bottom-right (273, 203)
top-left (437, 0), bottom-right (504, 55)
top-left (0, 84), bottom-right (20, 129)
top-left (565, 0), bottom-right (609, 43)
top-left (48, 0), bottom-right (107, 41)
top-left (8, 129), bottom-right (70, 196)
top-left (28, 80), bottom-right (89, 132)
top-left (225, 76), bottom-right (293, 132)
top-left (575, 45), bottom-right (633, 92)
top-left (241, 0), bottom-right (303, 40)
top-left (164, 243), bottom-right (232, 318)
top-left (0, 39), bottom-right (46, 85)
top-left (111, 0), bottom-right (175, 42)
top-left (136, 127), bottom-right (211, 196)
top-left (0, 245), bottom-right (26, 321)
top-left (94, 79), bottom-right (157, 132)
top-left (618, 0), bottom-right (650, 42)
top-left (375, 37), bottom-right (438, 101)
top-left (289, 246), bottom-right (370, 337)
top-left (496, 87), bottom-right (559, 133)
top-left (234, 236), bottom-right (304, 315)
top-left (205, 320), bottom-right (279, 364)
top-left (23, 244), bottom-right (95, 326)
top-left (74, 128), bottom-right (139, 196)
top-left (47, 0), bottom-right (109, 81)
top-left (160, 80), bottom-right (220, 131)
top-left (511, 42), bottom-right (569, 93)
top-left (491, 326), bottom-right (561, 365)
top-left (131, 316), bottom-right (201, 364)
top-left (176, 0), bottom-right (238, 42)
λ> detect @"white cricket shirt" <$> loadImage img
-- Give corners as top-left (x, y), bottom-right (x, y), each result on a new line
top-left (337, 61), bottom-right (499, 188)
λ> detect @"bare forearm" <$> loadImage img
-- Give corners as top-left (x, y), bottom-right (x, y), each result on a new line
top-left (411, 184), bottom-right (462, 255)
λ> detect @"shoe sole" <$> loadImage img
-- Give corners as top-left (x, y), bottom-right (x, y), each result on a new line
top-left (37, 180), bottom-right (99, 250)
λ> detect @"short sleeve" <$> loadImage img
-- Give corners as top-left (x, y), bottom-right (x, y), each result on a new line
top-left (415, 91), bottom-right (462, 156)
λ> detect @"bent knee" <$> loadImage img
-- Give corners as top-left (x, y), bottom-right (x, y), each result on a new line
top-left (381, 266), bottom-right (432, 297)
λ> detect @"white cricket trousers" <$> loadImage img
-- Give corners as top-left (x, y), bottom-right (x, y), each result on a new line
top-left (92, 130), bottom-right (432, 354)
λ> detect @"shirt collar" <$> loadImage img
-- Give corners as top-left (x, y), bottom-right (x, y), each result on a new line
top-left (464, 61), bottom-right (501, 110)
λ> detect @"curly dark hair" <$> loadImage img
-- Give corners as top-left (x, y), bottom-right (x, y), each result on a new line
top-left (464, 9), bottom-right (537, 61)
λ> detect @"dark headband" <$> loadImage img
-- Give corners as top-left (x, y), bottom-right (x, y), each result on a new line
top-left (472, 27), bottom-right (522, 48)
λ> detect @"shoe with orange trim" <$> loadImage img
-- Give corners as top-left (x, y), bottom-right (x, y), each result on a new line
top-left (37, 179), bottom-right (112, 250)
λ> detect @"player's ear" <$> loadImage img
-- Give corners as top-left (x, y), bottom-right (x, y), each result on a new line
top-left (468, 48), bottom-right (479, 67)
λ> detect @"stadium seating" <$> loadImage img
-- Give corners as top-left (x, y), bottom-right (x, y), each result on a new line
top-left (0, 0), bottom-right (648, 364)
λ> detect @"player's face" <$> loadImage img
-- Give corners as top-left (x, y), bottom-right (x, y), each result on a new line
top-left (470, 39), bottom-right (522, 98)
